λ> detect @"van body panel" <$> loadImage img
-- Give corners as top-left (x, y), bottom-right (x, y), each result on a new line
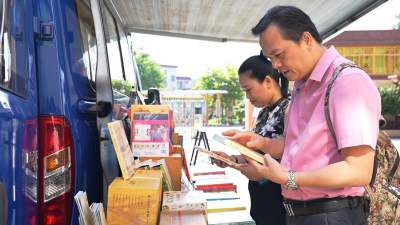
top-left (0, 0), bottom-right (38, 224)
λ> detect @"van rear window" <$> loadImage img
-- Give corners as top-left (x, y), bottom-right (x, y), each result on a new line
top-left (0, 0), bottom-right (27, 97)
top-left (75, 0), bottom-right (97, 92)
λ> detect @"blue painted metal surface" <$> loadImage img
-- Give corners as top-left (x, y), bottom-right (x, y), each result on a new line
top-left (0, 0), bottom-right (105, 224)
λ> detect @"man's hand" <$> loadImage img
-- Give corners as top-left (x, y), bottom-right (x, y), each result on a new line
top-left (222, 129), bottom-right (241, 137)
top-left (212, 151), bottom-right (236, 168)
top-left (233, 160), bottom-right (263, 181)
top-left (237, 154), bottom-right (288, 184)
top-left (230, 131), bottom-right (268, 150)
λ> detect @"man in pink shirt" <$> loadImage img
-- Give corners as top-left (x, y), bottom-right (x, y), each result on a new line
top-left (231, 5), bottom-right (380, 225)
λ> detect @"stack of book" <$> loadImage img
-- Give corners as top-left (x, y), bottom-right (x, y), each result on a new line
top-left (107, 119), bottom-right (163, 225)
top-left (159, 191), bottom-right (208, 225)
top-left (130, 105), bottom-right (192, 191)
top-left (135, 158), bottom-right (174, 192)
top-left (74, 191), bottom-right (107, 225)
top-left (192, 170), bottom-right (246, 213)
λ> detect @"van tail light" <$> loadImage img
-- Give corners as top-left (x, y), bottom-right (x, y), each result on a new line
top-left (37, 116), bottom-right (75, 225)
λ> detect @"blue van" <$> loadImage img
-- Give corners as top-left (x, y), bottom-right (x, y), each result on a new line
top-left (0, 0), bottom-right (142, 224)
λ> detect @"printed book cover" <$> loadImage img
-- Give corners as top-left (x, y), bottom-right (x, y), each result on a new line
top-left (162, 191), bottom-right (207, 212)
top-left (131, 105), bottom-right (171, 157)
top-left (108, 120), bottom-right (135, 180)
top-left (107, 177), bottom-right (162, 225)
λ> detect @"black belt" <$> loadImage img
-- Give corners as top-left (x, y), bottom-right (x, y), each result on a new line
top-left (283, 196), bottom-right (366, 217)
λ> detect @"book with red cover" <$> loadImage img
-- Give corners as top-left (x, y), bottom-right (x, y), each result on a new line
top-left (197, 186), bottom-right (237, 193)
top-left (193, 171), bottom-right (225, 176)
top-left (195, 183), bottom-right (235, 190)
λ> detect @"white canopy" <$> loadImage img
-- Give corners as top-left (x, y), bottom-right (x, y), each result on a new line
top-left (106, 0), bottom-right (387, 42)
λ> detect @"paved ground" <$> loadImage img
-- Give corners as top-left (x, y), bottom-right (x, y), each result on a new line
top-left (177, 126), bottom-right (253, 224)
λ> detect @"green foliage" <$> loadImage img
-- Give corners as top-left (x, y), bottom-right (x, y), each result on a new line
top-left (233, 100), bottom-right (245, 124)
top-left (112, 79), bottom-right (133, 96)
top-left (134, 51), bottom-right (166, 90)
top-left (195, 65), bottom-right (244, 124)
top-left (395, 14), bottom-right (400, 30)
top-left (379, 85), bottom-right (400, 115)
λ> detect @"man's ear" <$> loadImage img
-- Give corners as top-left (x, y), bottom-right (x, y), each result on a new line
top-left (302, 32), bottom-right (313, 46)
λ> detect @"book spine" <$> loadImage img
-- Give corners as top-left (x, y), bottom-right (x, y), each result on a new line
top-left (162, 203), bottom-right (207, 212)
top-left (195, 183), bottom-right (234, 189)
top-left (196, 186), bottom-right (237, 192)
top-left (160, 165), bottom-right (174, 191)
top-left (193, 171), bottom-right (225, 176)
top-left (207, 206), bottom-right (246, 213)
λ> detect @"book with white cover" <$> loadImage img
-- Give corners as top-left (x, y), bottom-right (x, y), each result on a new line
top-left (162, 191), bottom-right (207, 212)
top-left (203, 191), bottom-right (240, 201)
top-left (74, 191), bottom-right (94, 225)
top-left (90, 203), bottom-right (107, 225)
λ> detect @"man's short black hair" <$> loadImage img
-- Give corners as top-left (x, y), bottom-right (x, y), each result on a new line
top-left (252, 6), bottom-right (322, 43)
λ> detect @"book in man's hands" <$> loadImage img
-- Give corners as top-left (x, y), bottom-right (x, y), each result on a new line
top-left (195, 146), bottom-right (239, 167)
top-left (212, 134), bottom-right (265, 164)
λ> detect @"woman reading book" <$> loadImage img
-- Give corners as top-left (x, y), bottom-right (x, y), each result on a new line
top-left (213, 53), bottom-right (289, 225)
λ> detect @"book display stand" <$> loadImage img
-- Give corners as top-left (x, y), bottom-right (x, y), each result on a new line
top-left (190, 130), bottom-right (211, 166)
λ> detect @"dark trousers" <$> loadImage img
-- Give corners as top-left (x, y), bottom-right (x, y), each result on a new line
top-left (248, 180), bottom-right (286, 225)
top-left (286, 204), bottom-right (368, 225)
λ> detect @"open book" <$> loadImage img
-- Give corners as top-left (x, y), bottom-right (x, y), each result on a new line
top-left (213, 134), bottom-right (265, 164)
top-left (195, 146), bottom-right (239, 167)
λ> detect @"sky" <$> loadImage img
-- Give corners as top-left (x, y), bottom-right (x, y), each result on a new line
top-left (131, 0), bottom-right (400, 79)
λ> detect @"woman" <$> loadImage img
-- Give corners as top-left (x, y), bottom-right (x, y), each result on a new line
top-left (214, 53), bottom-right (289, 225)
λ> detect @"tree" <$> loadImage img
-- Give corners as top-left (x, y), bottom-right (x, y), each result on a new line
top-left (195, 65), bottom-right (244, 124)
top-left (379, 85), bottom-right (400, 115)
top-left (134, 51), bottom-right (166, 90)
top-left (395, 13), bottom-right (400, 30)
top-left (112, 79), bottom-right (133, 96)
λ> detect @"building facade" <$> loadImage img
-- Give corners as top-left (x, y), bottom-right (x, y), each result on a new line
top-left (325, 30), bottom-right (400, 85)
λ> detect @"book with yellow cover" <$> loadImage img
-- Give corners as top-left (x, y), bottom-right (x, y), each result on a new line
top-left (159, 211), bottom-right (207, 225)
top-left (213, 134), bottom-right (265, 164)
top-left (207, 199), bottom-right (246, 213)
top-left (107, 177), bottom-right (162, 225)
top-left (133, 169), bottom-right (163, 182)
top-left (140, 153), bottom-right (182, 191)
top-left (108, 120), bottom-right (135, 180)
top-left (152, 159), bottom-right (174, 192)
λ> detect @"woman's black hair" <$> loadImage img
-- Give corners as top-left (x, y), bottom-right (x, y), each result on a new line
top-left (238, 52), bottom-right (289, 98)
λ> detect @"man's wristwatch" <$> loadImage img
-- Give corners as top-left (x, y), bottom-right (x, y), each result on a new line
top-left (285, 170), bottom-right (298, 191)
